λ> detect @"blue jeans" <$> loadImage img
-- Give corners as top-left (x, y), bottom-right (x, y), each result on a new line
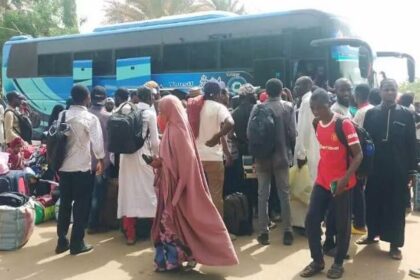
top-left (88, 173), bottom-right (108, 229)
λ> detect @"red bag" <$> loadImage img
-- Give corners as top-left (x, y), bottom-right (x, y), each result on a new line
top-left (186, 95), bottom-right (204, 138)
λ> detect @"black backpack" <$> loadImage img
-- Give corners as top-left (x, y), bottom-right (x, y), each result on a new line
top-left (0, 192), bottom-right (29, 207)
top-left (313, 117), bottom-right (375, 177)
top-left (248, 104), bottom-right (276, 159)
top-left (107, 102), bottom-right (146, 154)
top-left (5, 109), bottom-right (33, 143)
top-left (223, 193), bottom-right (253, 236)
top-left (47, 112), bottom-right (69, 172)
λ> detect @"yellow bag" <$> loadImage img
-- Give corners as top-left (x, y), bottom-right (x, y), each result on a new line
top-left (289, 165), bottom-right (313, 206)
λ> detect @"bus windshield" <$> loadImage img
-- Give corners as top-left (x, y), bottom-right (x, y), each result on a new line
top-left (329, 45), bottom-right (367, 86)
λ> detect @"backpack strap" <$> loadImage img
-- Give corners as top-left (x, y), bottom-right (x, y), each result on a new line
top-left (60, 111), bottom-right (66, 124)
top-left (334, 117), bottom-right (351, 167)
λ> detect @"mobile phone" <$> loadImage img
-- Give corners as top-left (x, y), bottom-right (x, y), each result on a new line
top-left (330, 181), bottom-right (338, 194)
top-left (142, 154), bottom-right (154, 165)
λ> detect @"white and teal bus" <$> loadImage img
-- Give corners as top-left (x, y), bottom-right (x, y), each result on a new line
top-left (2, 9), bottom-right (415, 135)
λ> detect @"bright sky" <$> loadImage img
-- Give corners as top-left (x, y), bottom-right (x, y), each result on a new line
top-left (76, 0), bottom-right (419, 82)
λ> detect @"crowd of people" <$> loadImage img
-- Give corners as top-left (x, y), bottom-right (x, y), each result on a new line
top-left (1, 74), bottom-right (419, 279)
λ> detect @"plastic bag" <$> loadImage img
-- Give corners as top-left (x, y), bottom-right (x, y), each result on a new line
top-left (289, 165), bottom-right (313, 206)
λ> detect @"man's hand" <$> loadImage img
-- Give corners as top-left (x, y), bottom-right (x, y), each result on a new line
top-left (297, 158), bottom-right (307, 169)
top-left (150, 158), bottom-right (162, 169)
top-left (206, 134), bottom-right (220, 147)
top-left (96, 159), bottom-right (104, 176)
top-left (335, 177), bottom-right (349, 197)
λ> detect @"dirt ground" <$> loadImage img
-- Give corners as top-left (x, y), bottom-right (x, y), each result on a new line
top-left (1, 212), bottom-right (419, 280)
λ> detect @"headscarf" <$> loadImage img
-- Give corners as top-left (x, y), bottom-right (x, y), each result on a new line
top-left (155, 95), bottom-right (238, 266)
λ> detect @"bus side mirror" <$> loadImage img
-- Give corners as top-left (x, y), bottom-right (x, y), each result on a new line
top-left (408, 58), bottom-right (415, 83)
top-left (359, 47), bottom-right (371, 79)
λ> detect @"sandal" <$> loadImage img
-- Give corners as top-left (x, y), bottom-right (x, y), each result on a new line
top-left (389, 249), bottom-right (403, 260)
top-left (327, 264), bottom-right (344, 279)
top-left (356, 236), bottom-right (378, 245)
top-left (300, 261), bottom-right (325, 278)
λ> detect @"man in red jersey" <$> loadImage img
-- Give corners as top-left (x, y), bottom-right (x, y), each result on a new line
top-left (300, 88), bottom-right (363, 279)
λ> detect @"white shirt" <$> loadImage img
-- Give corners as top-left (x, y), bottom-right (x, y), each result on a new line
top-left (59, 105), bottom-right (105, 172)
top-left (294, 91), bottom-right (320, 183)
top-left (331, 102), bottom-right (351, 118)
top-left (353, 103), bottom-right (374, 127)
top-left (196, 100), bottom-right (231, 162)
top-left (120, 102), bottom-right (160, 156)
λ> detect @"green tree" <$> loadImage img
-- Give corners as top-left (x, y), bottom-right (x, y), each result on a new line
top-left (400, 79), bottom-right (420, 101)
top-left (202, 0), bottom-right (245, 14)
top-left (0, 0), bottom-right (78, 90)
top-left (103, 0), bottom-right (211, 23)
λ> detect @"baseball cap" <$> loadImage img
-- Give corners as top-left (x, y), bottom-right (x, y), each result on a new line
top-left (6, 91), bottom-right (25, 102)
top-left (203, 80), bottom-right (222, 97)
top-left (91, 86), bottom-right (107, 105)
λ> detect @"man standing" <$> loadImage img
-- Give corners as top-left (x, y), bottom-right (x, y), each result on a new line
top-left (294, 76), bottom-right (319, 229)
top-left (196, 81), bottom-right (234, 217)
top-left (359, 79), bottom-right (417, 260)
top-left (4, 91), bottom-right (26, 145)
top-left (300, 88), bottom-right (362, 279)
top-left (331, 78), bottom-right (352, 118)
top-left (56, 85), bottom-right (105, 255)
top-left (351, 84), bottom-right (374, 235)
top-left (87, 86), bottom-right (111, 234)
top-left (118, 87), bottom-right (159, 245)
top-left (250, 78), bottom-right (296, 246)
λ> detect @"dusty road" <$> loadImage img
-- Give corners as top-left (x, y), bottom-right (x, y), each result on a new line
top-left (1, 212), bottom-right (419, 280)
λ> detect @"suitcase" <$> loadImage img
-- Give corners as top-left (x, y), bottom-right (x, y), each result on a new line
top-left (223, 192), bottom-right (252, 236)
top-left (101, 178), bottom-right (119, 229)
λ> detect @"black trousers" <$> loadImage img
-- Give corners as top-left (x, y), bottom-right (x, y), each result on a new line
top-left (57, 171), bottom-right (94, 247)
top-left (306, 185), bottom-right (352, 266)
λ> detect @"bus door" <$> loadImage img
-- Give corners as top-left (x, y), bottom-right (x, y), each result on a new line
top-left (253, 58), bottom-right (286, 88)
top-left (73, 60), bottom-right (93, 87)
top-left (116, 57), bottom-right (151, 88)
top-left (292, 59), bottom-right (327, 88)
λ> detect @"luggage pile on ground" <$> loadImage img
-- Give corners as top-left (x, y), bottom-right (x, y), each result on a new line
top-left (0, 192), bottom-right (35, 251)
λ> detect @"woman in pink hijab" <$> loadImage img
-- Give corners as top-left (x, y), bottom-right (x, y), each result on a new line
top-left (151, 95), bottom-right (238, 272)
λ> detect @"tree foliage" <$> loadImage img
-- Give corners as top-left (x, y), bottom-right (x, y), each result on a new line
top-left (399, 79), bottom-right (420, 100)
top-left (203, 0), bottom-right (245, 14)
top-left (0, 0), bottom-right (78, 89)
top-left (103, 0), bottom-right (245, 24)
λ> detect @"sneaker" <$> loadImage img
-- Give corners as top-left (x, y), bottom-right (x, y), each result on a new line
top-left (268, 221), bottom-right (277, 230)
top-left (283, 231), bottom-right (294, 246)
top-left (70, 242), bottom-right (93, 255)
top-left (409, 268), bottom-right (420, 278)
top-left (351, 226), bottom-right (367, 235)
top-left (257, 233), bottom-right (270, 245)
top-left (327, 263), bottom-right (344, 279)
